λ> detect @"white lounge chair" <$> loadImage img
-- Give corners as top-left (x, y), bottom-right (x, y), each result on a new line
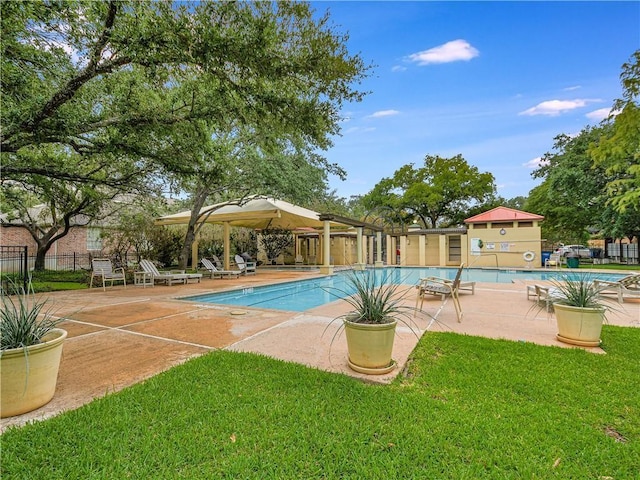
top-left (90, 258), bottom-right (126, 291)
top-left (527, 284), bottom-right (552, 312)
top-left (138, 259), bottom-right (199, 286)
top-left (201, 258), bottom-right (241, 279)
top-left (234, 254), bottom-right (256, 275)
top-left (594, 273), bottom-right (640, 303)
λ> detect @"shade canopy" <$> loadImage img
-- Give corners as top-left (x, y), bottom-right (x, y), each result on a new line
top-left (155, 197), bottom-right (346, 230)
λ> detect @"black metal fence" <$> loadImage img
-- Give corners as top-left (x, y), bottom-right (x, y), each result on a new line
top-left (1, 247), bottom-right (136, 276)
top-left (0, 245), bottom-right (28, 291)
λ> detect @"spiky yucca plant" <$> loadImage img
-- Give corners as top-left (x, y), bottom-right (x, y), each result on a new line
top-left (549, 273), bottom-right (613, 311)
top-left (1, 285), bottom-right (61, 351)
top-left (326, 269), bottom-right (417, 325)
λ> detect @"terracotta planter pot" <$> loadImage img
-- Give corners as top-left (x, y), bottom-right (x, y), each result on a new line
top-left (344, 319), bottom-right (397, 374)
top-left (1, 328), bottom-right (67, 418)
top-left (554, 304), bottom-right (605, 347)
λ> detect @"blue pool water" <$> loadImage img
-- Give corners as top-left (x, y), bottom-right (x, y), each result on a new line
top-left (183, 267), bottom-right (625, 312)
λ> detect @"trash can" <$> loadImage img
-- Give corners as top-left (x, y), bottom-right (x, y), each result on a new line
top-left (541, 251), bottom-right (552, 267)
top-left (590, 248), bottom-right (603, 259)
top-left (566, 252), bottom-right (580, 268)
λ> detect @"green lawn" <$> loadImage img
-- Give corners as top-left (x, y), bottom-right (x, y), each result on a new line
top-left (2, 327), bottom-right (638, 478)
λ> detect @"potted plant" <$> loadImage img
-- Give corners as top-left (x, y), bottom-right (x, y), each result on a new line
top-left (1, 284), bottom-right (67, 418)
top-left (546, 274), bottom-right (614, 347)
top-left (325, 269), bottom-right (417, 375)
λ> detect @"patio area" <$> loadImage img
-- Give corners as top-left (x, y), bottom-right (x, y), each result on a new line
top-left (2, 268), bottom-right (639, 432)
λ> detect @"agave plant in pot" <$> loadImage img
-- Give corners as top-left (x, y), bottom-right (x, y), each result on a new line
top-left (1, 284), bottom-right (67, 418)
top-left (547, 274), bottom-right (615, 347)
top-left (325, 269), bottom-right (418, 375)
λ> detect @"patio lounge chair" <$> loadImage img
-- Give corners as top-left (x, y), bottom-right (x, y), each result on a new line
top-left (234, 254), bottom-right (256, 275)
top-left (90, 258), bottom-right (126, 291)
top-left (415, 263), bottom-right (464, 322)
top-left (545, 253), bottom-right (562, 269)
top-left (594, 273), bottom-right (640, 303)
top-left (201, 258), bottom-right (241, 279)
top-left (211, 255), bottom-right (224, 268)
top-left (138, 259), bottom-right (199, 286)
top-left (527, 284), bottom-right (552, 312)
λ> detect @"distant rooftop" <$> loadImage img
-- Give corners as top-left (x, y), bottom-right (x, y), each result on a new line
top-left (464, 206), bottom-right (544, 224)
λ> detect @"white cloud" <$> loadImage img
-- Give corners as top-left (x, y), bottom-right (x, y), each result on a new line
top-left (406, 39), bottom-right (479, 65)
top-left (585, 107), bottom-right (610, 121)
top-left (391, 65), bottom-right (407, 72)
top-left (523, 156), bottom-right (547, 168)
top-left (563, 85), bottom-right (581, 91)
top-left (344, 126), bottom-right (376, 134)
top-left (586, 107), bottom-right (621, 121)
top-left (366, 110), bottom-right (400, 119)
top-left (519, 99), bottom-right (596, 116)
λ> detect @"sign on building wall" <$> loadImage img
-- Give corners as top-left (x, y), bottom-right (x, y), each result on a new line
top-left (470, 237), bottom-right (482, 255)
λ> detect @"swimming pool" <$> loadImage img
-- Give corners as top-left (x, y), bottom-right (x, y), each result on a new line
top-left (183, 267), bottom-right (626, 312)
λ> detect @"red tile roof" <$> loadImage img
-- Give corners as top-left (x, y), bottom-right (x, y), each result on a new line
top-left (464, 206), bottom-right (544, 223)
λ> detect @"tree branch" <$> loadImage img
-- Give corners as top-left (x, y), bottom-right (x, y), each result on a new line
top-left (21, 1), bottom-right (121, 132)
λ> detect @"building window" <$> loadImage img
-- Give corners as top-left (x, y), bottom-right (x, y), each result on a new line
top-left (491, 222), bottom-right (513, 229)
top-left (473, 223), bottom-right (487, 229)
top-left (87, 228), bottom-right (103, 251)
top-left (518, 221), bottom-right (533, 227)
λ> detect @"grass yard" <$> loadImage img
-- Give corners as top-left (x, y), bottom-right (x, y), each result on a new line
top-left (2, 326), bottom-right (638, 478)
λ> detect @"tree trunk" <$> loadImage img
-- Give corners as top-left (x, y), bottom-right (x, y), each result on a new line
top-left (23, 215), bottom-right (74, 271)
top-left (34, 243), bottom-right (49, 271)
top-left (31, 230), bottom-right (59, 271)
top-left (177, 186), bottom-right (210, 270)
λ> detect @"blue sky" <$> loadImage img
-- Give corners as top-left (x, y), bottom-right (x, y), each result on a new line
top-left (312, 1), bottom-right (640, 201)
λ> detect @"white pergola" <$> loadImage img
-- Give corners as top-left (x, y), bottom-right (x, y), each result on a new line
top-left (155, 197), bottom-right (383, 273)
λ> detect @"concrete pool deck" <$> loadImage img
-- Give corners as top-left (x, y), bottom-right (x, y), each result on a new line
top-left (2, 268), bottom-right (639, 431)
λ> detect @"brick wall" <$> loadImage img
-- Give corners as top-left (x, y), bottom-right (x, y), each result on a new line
top-left (0, 225), bottom-right (92, 256)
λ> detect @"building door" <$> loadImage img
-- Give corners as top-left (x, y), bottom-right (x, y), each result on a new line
top-left (448, 235), bottom-right (461, 263)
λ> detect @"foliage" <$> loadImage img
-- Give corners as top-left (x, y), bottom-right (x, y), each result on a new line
top-left (306, 189), bottom-right (354, 217)
top-left (1, 284), bottom-right (61, 350)
top-left (196, 225), bottom-right (225, 260)
top-left (501, 195), bottom-right (528, 210)
top-left (100, 196), bottom-right (171, 262)
top-left (2, 329), bottom-right (639, 478)
top-left (30, 270), bottom-right (88, 284)
top-left (590, 50), bottom-right (640, 212)
top-left (231, 228), bottom-right (257, 259)
top-left (150, 228), bottom-right (184, 268)
top-left (598, 207), bottom-right (640, 242)
top-left (259, 228), bottom-right (294, 264)
top-left (528, 123), bottom-right (640, 243)
top-left (1, 1), bottom-right (370, 270)
top-left (2, 1), bottom-right (368, 178)
top-left (528, 128), bottom-right (610, 243)
top-left (362, 154), bottom-right (496, 228)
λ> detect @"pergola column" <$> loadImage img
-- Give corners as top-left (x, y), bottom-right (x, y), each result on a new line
top-left (354, 227), bottom-right (365, 270)
top-left (191, 231), bottom-right (200, 270)
top-left (319, 220), bottom-right (334, 275)
top-left (375, 230), bottom-right (384, 267)
top-left (223, 222), bottom-right (231, 270)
